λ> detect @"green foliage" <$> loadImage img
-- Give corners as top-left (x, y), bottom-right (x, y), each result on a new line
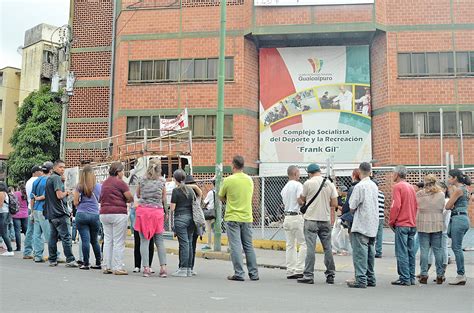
top-left (7, 85), bottom-right (63, 184)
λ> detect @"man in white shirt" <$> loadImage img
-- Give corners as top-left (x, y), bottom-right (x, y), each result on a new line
top-left (281, 165), bottom-right (306, 279)
top-left (333, 85), bottom-right (353, 111)
top-left (22, 165), bottom-right (42, 259)
top-left (297, 163), bottom-right (338, 285)
top-left (348, 162), bottom-right (379, 288)
top-left (202, 180), bottom-right (216, 250)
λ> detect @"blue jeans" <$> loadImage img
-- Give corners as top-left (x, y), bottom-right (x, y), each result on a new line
top-left (129, 207), bottom-right (136, 234)
top-left (23, 216), bottom-right (35, 256)
top-left (174, 214), bottom-right (195, 269)
top-left (226, 221), bottom-right (259, 279)
top-left (419, 232), bottom-right (444, 277)
top-left (76, 212), bottom-right (101, 266)
top-left (13, 218), bottom-right (28, 250)
top-left (71, 219), bottom-right (78, 241)
top-left (48, 216), bottom-right (75, 263)
top-left (394, 226), bottom-right (417, 283)
top-left (0, 212), bottom-right (13, 252)
top-left (449, 215), bottom-right (470, 275)
top-left (33, 210), bottom-right (51, 261)
top-left (375, 219), bottom-right (384, 256)
top-left (351, 232), bottom-right (376, 286)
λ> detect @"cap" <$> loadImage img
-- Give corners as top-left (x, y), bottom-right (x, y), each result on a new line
top-left (339, 186), bottom-right (348, 192)
top-left (31, 165), bottom-right (42, 174)
top-left (307, 163), bottom-right (320, 174)
top-left (184, 174), bottom-right (197, 185)
top-left (41, 161), bottom-right (54, 172)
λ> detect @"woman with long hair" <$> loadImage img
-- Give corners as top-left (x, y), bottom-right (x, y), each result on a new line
top-left (73, 165), bottom-right (102, 270)
top-left (12, 184), bottom-right (29, 251)
top-left (0, 182), bottom-right (14, 256)
top-left (170, 169), bottom-right (202, 277)
top-left (445, 169), bottom-right (471, 285)
top-left (415, 175), bottom-right (445, 284)
top-left (100, 162), bottom-right (134, 275)
top-left (134, 159), bottom-right (168, 277)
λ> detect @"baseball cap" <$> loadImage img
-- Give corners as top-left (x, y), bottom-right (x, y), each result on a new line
top-left (41, 161), bottom-right (54, 172)
top-left (31, 165), bottom-right (42, 174)
top-left (307, 163), bottom-right (321, 174)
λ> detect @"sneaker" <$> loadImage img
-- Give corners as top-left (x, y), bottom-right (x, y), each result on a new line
top-left (77, 260), bottom-right (84, 265)
top-left (143, 267), bottom-right (151, 277)
top-left (374, 255), bottom-right (382, 258)
top-left (103, 268), bottom-right (113, 274)
top-left (172, 268), bottom-right (189, 277)
top-left (227, 275), bottom-right (245, 281)
top-left (133, 267), bottom-right (140, 273)
top-left (113, 269), bottom-right (128, 275)
top-left (1, 251), bottom-right (14, 257)
top-left (90, 265), bottom-right (102, 270)
top-left (79, 265), bottom-right (90, 270)
top-left (34, 259), bottom-right (45, 263)
top-left (297, 277), bottom-right (314, 284)
top-left (448, 275), bottom-right (467, 286)
top-left (23, 255), bottom-right (33, 260)
top-left (391, 279), bottom-right (411, 286)
top-left (66, 261), bottom-right (79, 268)
top-left (192, 269), bottom-right (197, 276)
top-left (287, 273), bottom-right (304, 279)
top-left (159, 268), bottom-right (167, 278)
top-left (326, 276), bottom-right (335, 284)
top-left (49, 262), bottom-right (58, 267)
top-left (347, 281), bottom-right (367, 288)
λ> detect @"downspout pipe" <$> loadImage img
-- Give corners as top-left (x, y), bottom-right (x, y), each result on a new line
top-left (108, 0), bottom-right (119, 140)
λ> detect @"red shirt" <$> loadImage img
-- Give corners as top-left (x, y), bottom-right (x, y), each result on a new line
top-left (389, 181), bottom-right (418, 227)
top-left (100, 176), bottom-right (130, 215)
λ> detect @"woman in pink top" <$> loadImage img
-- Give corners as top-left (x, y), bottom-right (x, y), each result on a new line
top-left (12, 184), bottom-right (29, 251)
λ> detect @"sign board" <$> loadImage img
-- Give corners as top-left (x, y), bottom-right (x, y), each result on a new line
top-left (259, 46), bottom-right (372, 176)
top-left (160, 108), bottom-right (189, 135)
top-left (255, 0), bottom-right (373, 6)
top-left (64, 167), bottom-right (79, 191)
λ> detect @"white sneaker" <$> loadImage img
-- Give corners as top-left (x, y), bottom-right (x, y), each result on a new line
top-left (448, 275), bottom-right (467, 286)
top-left (172, 268), bottom-right (189, 277)
top-left (133, 267), bottom-right (140, 273)
top-left (1, 251), bottom-right (14, 257)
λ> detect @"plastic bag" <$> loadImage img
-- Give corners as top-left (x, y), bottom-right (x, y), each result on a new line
top-left (331, 219), bottom-right (352, 255)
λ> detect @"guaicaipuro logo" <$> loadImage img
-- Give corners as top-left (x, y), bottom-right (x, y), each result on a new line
top-left (299, 57), bottom-right (333, 82)
top-left (308, 58), bottom-right (323, 73)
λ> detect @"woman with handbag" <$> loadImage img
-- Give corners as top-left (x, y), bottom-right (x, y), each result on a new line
top-left (170, 169), bottom-right (201, 277)
top-left (445, 169), bottom-right (471, 286)
top-left (134, 159), bottom-right (168, 278)
top-left (73, 165), bottom-right (102, 270)
top-left (184, 174), bottom-right (203, 275)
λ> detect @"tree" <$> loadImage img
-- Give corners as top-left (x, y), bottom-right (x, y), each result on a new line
top-left (8, 85), bottom-right (62, 184)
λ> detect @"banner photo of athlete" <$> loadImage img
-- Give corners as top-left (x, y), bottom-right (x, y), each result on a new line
top-left (259, 46), bottom-right (371, 175)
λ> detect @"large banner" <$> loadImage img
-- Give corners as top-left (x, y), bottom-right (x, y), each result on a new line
top-left (255, 0), bottom-right (373, 6)
top-left (259, 46), bottom-right (371, 175)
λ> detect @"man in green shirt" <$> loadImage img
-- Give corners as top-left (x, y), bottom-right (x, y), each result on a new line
top-left (219, 155), bottom-right (259, 281)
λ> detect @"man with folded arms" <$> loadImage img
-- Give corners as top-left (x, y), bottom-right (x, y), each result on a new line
top-left (347, 162), bottom-right (379, 288)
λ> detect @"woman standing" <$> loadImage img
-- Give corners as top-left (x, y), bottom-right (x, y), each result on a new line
top-left (445, 169), bottom-right (471, 286)
top-left (100, 162), bottom-right (134, 275)
top-left (170, 169), bottom-right (201, 277)
top-left (416, 175), bottom-right (445, 284)
top-left (73, 165), bottom-right (102, 270)
top-left (12, 184), bottom-right (29, 251)
top-left (134, 159), bottom-right (167, 278)
top-left (0, 182), bottom-right (14, 256)
top-left (184, 174), bottom-right (203, 276)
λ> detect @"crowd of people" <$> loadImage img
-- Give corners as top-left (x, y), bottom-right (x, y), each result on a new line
top-left (0, 156), bottom-right (471, 287)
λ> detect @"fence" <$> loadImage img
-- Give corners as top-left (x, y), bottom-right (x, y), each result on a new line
top-left (189, 166), bottom-right (453, 240)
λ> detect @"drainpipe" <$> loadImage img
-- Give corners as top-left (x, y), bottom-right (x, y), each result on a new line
top-left (108, 0), bottom-right (119, 142)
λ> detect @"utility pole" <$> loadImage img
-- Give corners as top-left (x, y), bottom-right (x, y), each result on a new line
top-left (213, 0), bottom-right (227, 252)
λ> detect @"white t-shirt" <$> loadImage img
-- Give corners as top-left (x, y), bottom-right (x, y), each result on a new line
top-left (302, 176), bottom-right (338, 221)
top-left (203, 189), bottom-right (216, 211)
top-left (281, 180), bottom-right (303, 213)
top-left (25, 176), bottom-right (38, 210)
top-left (334, 91), bottom-right (353, 111)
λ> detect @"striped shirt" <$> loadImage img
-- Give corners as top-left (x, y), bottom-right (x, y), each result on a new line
top-left (378, 191), bottom-right (385, 219)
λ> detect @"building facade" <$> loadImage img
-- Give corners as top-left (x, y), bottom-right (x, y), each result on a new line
top-left (67, 0), bottom-right (474, 175)
top-left (0, 67), bottom-right (21, 159)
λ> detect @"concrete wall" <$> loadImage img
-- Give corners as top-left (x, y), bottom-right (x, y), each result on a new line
top-left (0, 67), bottom-right (21, 156)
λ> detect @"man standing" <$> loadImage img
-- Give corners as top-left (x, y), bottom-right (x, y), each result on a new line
top-left (389, 165), bottom-right (418, 286)
top-left (219, 155), bottom-right (259, 281)
top-left (45, 160), bottom-right (78, 267)
top-left (347, 162), bottom-right (379, 288)
top-left (333, 85), bottom-right (353, 111)
top-left (22, 165), bottom-right (42, 259)
top-left (30, 162), bottom-right (52, 263)
top-left (297, 163), bottom-right (338, 285)
top-left (281, 165), bottom-right (306, 279)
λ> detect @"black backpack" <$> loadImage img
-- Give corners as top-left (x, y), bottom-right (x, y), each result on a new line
top-left (6, 192), bottom-right (19, 215)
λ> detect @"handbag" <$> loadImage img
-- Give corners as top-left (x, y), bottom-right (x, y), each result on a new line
top-left (203, 190), bottom-right (216, 220)
top-left (300, 177), bottom-right (327, 215)
top-left (191, 190), bottom-right (206, 236)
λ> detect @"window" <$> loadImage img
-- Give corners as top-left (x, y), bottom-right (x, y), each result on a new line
top-left (398, 51), bottom-right (474, 77)
top-left (126, 114), bottom-right (234, 140)
top-left (128, 58), bottom-right (235, 83)
top-left (400, 111), bottom-right (474, 136)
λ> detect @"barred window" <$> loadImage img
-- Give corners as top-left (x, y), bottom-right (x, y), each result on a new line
top-left (398, 51), bottom-right (473, 77)
top-left (400, 111), bottom-right (474, 136)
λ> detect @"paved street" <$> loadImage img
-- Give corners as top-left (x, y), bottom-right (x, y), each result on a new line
top-left (1, 239), bottom-right (473, 313)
